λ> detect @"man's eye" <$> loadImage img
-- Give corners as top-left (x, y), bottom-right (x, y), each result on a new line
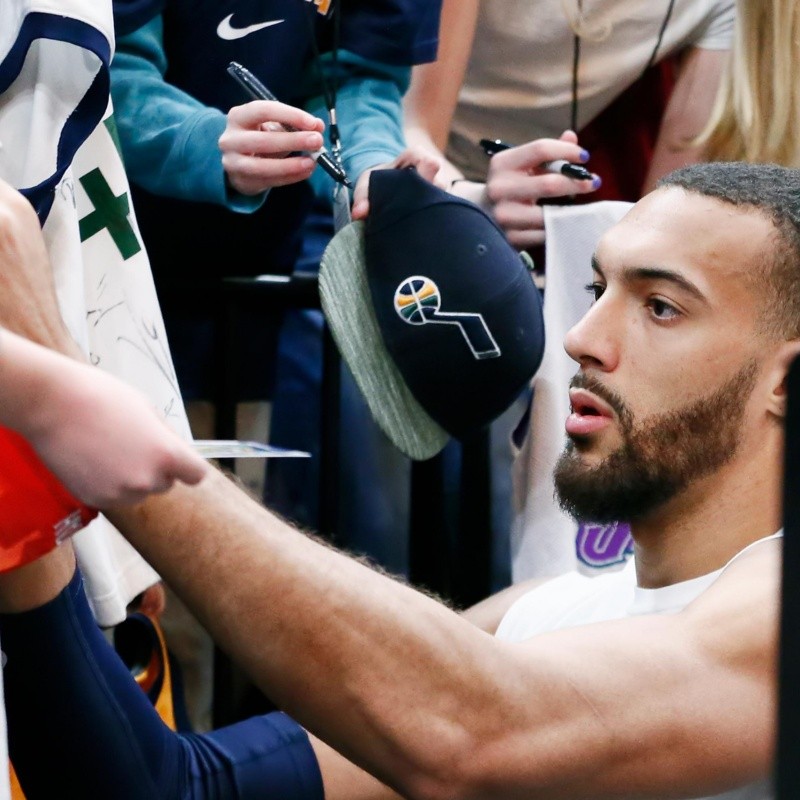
top-left (584, 282), bottom-right (605, 301)
top-left (648, 298), bottom-right (680, 320)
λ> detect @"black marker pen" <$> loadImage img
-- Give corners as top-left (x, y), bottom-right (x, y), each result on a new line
top-left (479, 138), bottom-right (594, 181)
top-left (228, 61), bottom-right (350, 187)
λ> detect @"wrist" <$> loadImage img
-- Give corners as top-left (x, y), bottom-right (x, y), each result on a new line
top-left (448, 179), bottom-right (488, 209)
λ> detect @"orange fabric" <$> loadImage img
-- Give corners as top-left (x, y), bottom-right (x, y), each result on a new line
top-left (0, 426), bottom-right (97, 573)
top-left (9, 762), bottom-right (22, 800)
top-left (133, 613), bottom-right (177, 732)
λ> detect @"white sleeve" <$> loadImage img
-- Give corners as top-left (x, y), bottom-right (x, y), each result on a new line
top-left (692, 0), bottom-right (735, 50)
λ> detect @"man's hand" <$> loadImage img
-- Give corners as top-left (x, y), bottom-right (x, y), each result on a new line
top-left (350, 148), bottom-right (441, 220)
top-left (451, 131), bottom-right (601, 248)
top-left (219, 101), bottom-right (326, 195)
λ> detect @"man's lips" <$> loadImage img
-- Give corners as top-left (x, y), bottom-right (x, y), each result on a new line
top-left (565, 388), bottom-right (615, 436)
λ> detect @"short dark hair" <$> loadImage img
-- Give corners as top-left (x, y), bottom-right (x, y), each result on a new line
top-left (658, 161), bottom-right (800, 339)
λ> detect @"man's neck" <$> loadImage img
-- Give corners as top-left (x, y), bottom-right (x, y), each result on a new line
top-left (630, 446), bottom-right (782, 588)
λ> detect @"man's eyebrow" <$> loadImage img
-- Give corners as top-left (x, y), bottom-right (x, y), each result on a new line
top-left (590, 255), bottom-right (707, 303)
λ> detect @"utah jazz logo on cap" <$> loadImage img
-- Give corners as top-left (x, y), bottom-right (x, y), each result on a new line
top-left (394, 276), bottom-right (501, 360)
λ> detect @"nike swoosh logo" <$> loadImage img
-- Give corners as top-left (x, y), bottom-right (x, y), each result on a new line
top-left (217, 14), bottom-right (284, 41)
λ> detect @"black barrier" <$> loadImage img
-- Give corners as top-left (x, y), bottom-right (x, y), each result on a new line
top-left (777, 353), bottom-right (800, 796)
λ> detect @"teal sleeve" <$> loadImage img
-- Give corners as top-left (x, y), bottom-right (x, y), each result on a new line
top-left (304, 51), bottom-right (410, 201)
top-left (110, 16), bottom-right (264, 212)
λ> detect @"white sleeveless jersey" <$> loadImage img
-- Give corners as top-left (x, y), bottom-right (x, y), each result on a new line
top-left (496, 533), bottom-right (782, 800)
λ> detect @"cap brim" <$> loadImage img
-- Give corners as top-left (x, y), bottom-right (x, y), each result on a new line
top-left (319, 221), bottom-right (449, 461)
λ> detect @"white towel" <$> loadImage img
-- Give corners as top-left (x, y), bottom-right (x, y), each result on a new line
top-left (510, 201), bottom-right (633, 583)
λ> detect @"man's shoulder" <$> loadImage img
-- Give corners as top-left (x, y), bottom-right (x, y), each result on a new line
top-left (495, 563), bottom-right (637, 643)
top-left (688, 535), bottom-right (782, 614)
top-left (678, 536), bottom-right (782, 673)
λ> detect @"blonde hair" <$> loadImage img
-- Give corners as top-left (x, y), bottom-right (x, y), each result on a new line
top-left (699, 0), bottom-right (800, 166)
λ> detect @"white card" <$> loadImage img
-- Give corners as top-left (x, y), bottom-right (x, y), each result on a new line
top-left (193, 440), bottom-right (310, 459)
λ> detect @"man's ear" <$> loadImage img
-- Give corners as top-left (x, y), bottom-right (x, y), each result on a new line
top-left (766, 341), bottom-right (800, 419)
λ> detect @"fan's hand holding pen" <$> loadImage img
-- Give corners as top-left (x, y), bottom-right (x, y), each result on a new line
top-left (449, 130), bottom-right (601, 249)
top-left (222, 62), bottom-right (350, 196)
top-left (219, 99), bottom-right (326, 196)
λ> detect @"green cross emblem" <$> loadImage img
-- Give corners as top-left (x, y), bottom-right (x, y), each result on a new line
top-left (78, 167), bottom-right (142, 260)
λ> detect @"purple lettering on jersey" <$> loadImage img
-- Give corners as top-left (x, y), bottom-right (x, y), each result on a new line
top-left (576, 521), bottom-right (634, 568)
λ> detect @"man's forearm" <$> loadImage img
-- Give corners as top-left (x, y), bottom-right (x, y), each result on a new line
top-left (0, 181), bottom-right (83, 358)
top-left (0, 330), bottom-right (75, 436)
top-left (105, 467), bottom-right (507, 799)
top-left (103, 462), bottom-right (777, 800)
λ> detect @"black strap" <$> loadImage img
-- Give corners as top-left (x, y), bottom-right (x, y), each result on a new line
top-left (642, 0), bottom-right (677, 74)
top-left (570, 31), bottom-right (581, 133)
top-left (570, 0), bottom-right (677, 132)
top-left (304, 1), bottom-right (343, 154)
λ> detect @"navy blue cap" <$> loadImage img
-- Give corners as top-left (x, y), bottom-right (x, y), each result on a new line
top-left (365, 168), bottom-right (544, 437)
top-left (319, 168), bottom-right (544, 460)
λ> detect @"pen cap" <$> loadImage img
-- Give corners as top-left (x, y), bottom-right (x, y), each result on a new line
top-left (319, 168), bottom-right (544, 460)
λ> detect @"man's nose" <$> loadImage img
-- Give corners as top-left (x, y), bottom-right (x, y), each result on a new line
top-left (563, 297), bottom-right (620, 372)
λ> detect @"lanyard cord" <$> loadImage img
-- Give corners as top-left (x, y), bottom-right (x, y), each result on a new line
top-left (304, 1), bottom-right (343, 162)
top-left (643, 0), bottom-right (677, 73)
top-left (570, 0), bottom-right (677, 133)
top-left (570, 28), bottom-right (581, 133)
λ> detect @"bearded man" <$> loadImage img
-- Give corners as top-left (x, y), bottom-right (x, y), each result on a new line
top-left (0, 161), bottom-right (795, 799)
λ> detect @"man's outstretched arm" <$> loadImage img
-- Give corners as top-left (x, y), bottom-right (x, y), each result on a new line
top-left (107, 469), bottom-right (778, 800)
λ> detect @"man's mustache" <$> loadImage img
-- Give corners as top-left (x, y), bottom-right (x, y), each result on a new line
top-left (570, 372), bottom-right (630, 420)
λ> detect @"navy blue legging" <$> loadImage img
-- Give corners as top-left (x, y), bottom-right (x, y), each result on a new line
top-left (0, 568), bottom-right (323, 799)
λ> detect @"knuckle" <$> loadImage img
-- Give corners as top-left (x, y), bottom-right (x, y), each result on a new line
top-left (525, 140), bottom-right (547, 162)
top-left (539, 174), bottom-right (565, 195)
top-left (493, 204), bottom-right (514, 227)
top-left (485, 179), bottom-right (507, 204)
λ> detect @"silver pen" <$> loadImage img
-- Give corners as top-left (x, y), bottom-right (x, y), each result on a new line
top-left (227, 61), bottom-right (350, 187)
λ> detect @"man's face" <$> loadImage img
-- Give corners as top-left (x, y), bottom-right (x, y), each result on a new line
top-left (554, 187), bottom-right (776, 523)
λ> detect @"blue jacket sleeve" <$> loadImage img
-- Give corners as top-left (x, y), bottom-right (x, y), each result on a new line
top-left (111, 18), bottom-right (409, 209)
top-left (110, 16), bottom-right (264, 212)
top-left (304, 51), bottom-right (409, 200)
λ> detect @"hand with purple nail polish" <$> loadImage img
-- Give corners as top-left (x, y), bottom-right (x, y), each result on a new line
top-left (449, 130), bottom-right (601, 249)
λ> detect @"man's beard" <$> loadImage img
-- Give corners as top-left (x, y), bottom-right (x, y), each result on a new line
top-left (554, 361), bottom-right (759, 524)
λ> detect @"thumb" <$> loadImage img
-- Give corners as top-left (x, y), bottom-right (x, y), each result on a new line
top-left (351, 199), bottom-right (369, 221)
top-left (169, 445), bottom-right (209, 486)
top-left (411, 155), bottom-right (441, 184)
